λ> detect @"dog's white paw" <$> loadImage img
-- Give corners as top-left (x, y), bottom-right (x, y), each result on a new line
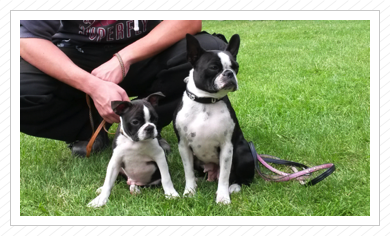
top-left (216, 189), bottom-right (231, 204)
top-left (183, 187), bottom-right (196, 197)
top-left (165, 190), bottom-right (180, 199)
top-left (216, 194), bottom-right (231, 205)
top-left (228, 184), bottom-right (241, 194)
top-left (87, 195), bottom-right (108, 208)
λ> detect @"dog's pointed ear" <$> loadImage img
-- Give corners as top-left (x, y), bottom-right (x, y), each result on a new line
top-left (144, 92), bottom-right (165, 107)
top-left (186, 34), bottom-right (205, 66)
top-left (111, 101), bottom-right (132, 116)
top-left (226, 34), bottom-right (240, 58)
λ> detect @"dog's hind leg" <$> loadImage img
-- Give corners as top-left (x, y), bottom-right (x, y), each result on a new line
top-left (129, 184), bottom-right (141, 195)
top-left (230, 138), bottom-right (255, 187)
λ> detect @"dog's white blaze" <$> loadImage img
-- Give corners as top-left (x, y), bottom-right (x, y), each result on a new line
top-left (143, 105), bottom-right (150, 122)
top-left (218, 52), bottom-right (231, 70)
top-left (120, 117), bottom-right (133, 141)
top-left (137, 105), bottom-right (158, 141)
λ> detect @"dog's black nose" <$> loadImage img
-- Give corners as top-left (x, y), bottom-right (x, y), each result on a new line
top-left (145, 125), bottom-right (154, 133)
top-left (224, 70), bottom-right (234, 79)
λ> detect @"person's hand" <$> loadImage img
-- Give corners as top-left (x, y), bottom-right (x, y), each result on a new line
top-left (89, 80), bottom-right (129, 124)
top-left (91, 54), bottom-right (130, 85)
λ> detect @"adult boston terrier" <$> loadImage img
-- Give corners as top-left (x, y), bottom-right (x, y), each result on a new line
top-left (173, 34), bottom-right (255, 204)
top-left (88, 92), bottom-right (179, 208)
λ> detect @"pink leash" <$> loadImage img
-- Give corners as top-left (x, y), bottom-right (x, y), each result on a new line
top-left (249, 142), bottom-right (336, 186)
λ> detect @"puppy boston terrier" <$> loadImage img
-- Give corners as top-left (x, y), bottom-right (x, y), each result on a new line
top-left (88, 92), bottom-right (179, 208)
top-left (173, 34), bottom-right (255, 204)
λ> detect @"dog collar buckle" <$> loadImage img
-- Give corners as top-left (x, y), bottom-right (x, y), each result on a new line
top-left (189, 93), bottom-right (196, 101)
top-left (186, 89), bottom-right (225, 104)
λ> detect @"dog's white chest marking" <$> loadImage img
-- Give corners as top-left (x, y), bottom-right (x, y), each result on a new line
top-left (176, 95), bottom-right (235, 164)
top-left (114, 135), bottom-right (160, 185)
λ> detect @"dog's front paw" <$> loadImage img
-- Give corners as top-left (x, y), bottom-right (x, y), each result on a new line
top-left (216, 192), bottom-right (231, 204)
top-left (87, 195), bottom-right (108, 208)
top-left (183, 187), bottom-right (196, 197)
top-left (216, 195), bottom-right (231, 204)
top-left (165, 190), bottom-right (180, 199)
top-left (183, 181), bottom-right (197, 197)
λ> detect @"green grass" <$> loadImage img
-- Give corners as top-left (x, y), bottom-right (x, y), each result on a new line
top-left (20, 20), bottom-right (370, 216)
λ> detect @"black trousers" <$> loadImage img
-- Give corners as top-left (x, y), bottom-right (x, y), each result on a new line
top-left (20, 32), bottom-right (227, 142)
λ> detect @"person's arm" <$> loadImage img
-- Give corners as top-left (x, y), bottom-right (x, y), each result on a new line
top-left (121, 20), bottom-right (202, 66)
top-left (91, 20), bottom-right (202, 84)
top-left (20, 38), bottom-right (128, 124)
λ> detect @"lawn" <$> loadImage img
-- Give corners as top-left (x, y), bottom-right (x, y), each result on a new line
top-left (20, 20), bottom-right (370, 216)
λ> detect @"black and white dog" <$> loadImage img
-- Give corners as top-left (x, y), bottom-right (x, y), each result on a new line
top-left (88, 93), bottom-right (179, 207)
top-left (173, 34), bottom-right (254, 204)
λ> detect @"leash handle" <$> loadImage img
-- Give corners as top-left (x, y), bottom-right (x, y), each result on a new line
top-left (84, 94), bottom-right (115, 157)
top-left (86, 120), bottom-right (106, 158)
top-left (248, 142), bottom-right (336, 186)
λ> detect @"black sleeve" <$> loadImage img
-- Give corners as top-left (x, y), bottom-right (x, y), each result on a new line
top-left (20, 20), bottom-right (61, 41)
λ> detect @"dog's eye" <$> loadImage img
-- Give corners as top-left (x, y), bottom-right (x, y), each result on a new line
top-left (131, 120), bottom-right (140, 126)
top-left (209, 65), bottom-right (219, 70)
top-left (230, 61), bottom-right (239, 72)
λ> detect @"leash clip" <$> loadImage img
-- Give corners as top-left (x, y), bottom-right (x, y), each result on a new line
top-left (211, 98), bottom-right (217, 103)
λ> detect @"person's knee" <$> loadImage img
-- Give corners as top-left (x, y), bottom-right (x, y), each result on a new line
top-left (193, 32), bottom-right (227, 51)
